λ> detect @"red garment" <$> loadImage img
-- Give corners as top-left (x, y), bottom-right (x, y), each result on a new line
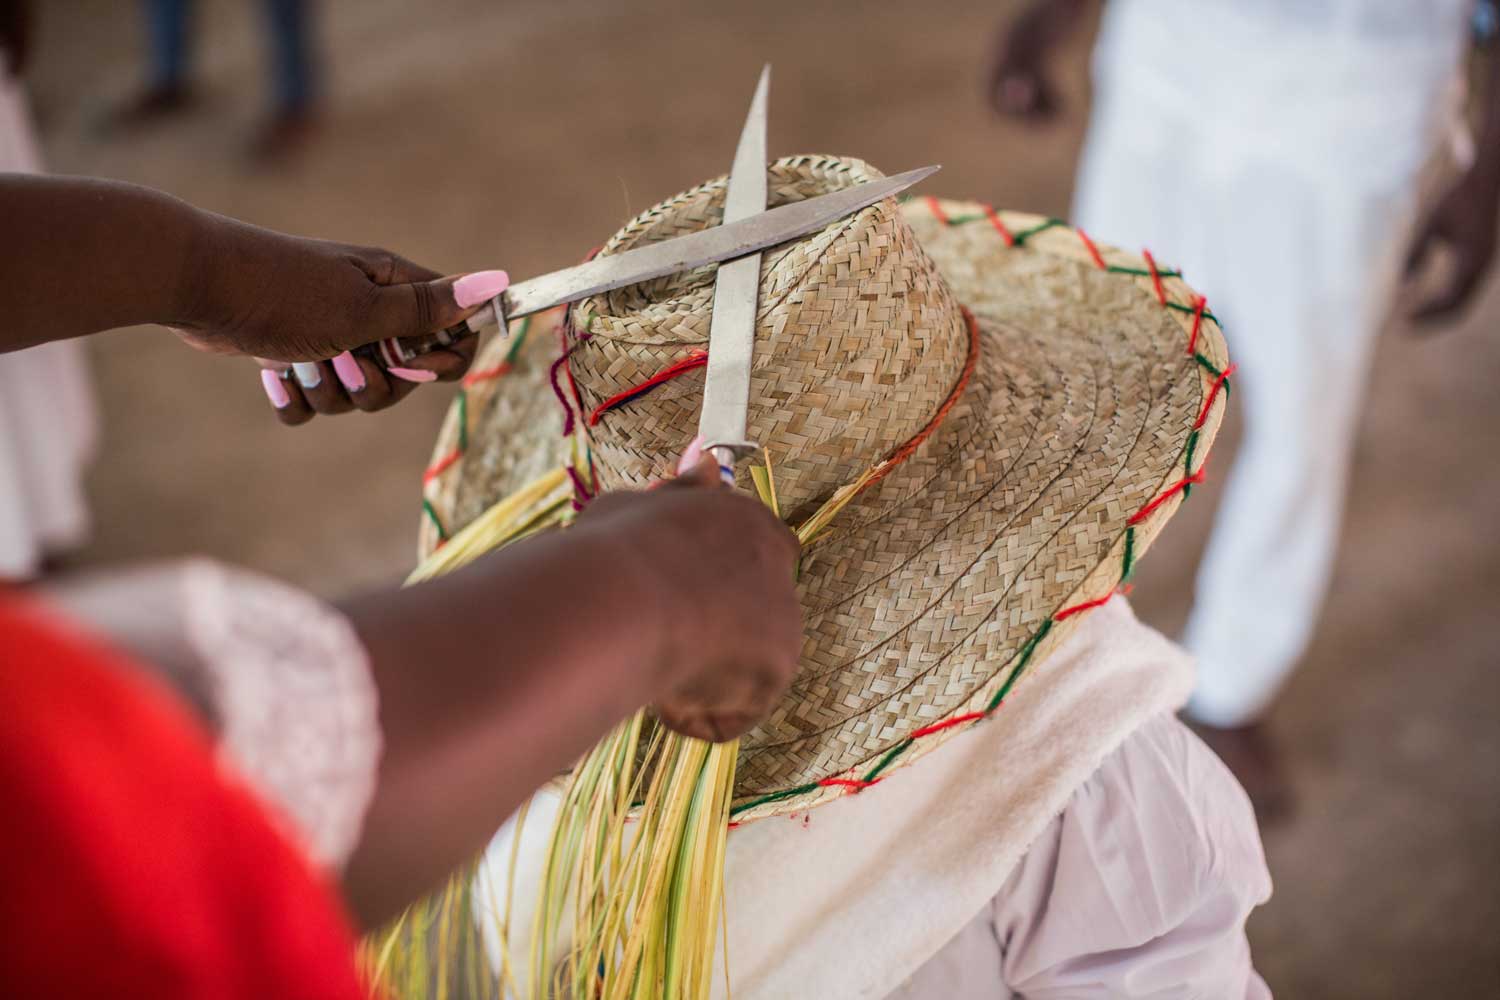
top-left (0, 597), bottom-right (369, 999)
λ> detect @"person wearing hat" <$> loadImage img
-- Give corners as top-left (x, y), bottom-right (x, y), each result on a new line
top-left (0, 172), bottom-right (805, 994)
top-left (429, 156), bottom-right (1272, 997)
top-left (986, 0), bottom-right (1497, 815)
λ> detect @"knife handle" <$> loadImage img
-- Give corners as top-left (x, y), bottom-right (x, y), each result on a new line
top-left (709, 445), bottom-right (738, 487)
top-left (352, 295), bottom-right (508, 368)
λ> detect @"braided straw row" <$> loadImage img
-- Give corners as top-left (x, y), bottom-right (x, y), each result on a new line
top-left (419, 157), bottom-right (1229, 822)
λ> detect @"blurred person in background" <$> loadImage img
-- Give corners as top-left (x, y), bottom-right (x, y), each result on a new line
top-left (0, 0), bottom-right (98, 581)
top-left (0, 171), bottom-right (804, 996)
top-left (987, 0), bottom-right (1498, 817)
top-left (108, 0), bottom-right (321, 159)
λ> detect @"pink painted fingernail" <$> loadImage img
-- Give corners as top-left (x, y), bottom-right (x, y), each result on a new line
top-left (388, 366), bottom-right (437, 383)
top-left (676, 434), bottom-right (706, 475)
top-left (454, 270), bottom-right (510, 308)
top-left (260, 369), bottom-right (291, 409)
top-left (332, 351), bottom-right (366, 393)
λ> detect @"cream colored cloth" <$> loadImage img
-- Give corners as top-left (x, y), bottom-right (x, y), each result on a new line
top-left (476, 597), bottom-right (1243, 998)
top-left (43, 559), bottom-right (382, 869)
top-left (0, 57), bottom-right (97, 579)
top-left (889, 712), bottom-right (1270, 998)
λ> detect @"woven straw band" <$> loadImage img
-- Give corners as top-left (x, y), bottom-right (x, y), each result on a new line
top-left (419, 156), bottom-right (1230, 822)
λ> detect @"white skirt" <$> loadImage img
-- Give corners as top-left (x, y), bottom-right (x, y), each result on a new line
top-left (0, 64), bottom-right (96, 577)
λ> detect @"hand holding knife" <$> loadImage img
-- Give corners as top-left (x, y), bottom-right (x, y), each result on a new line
top-left (355, 161), bottom-right (938, 370)
top-left (271, 69), bottom-right (939, 422)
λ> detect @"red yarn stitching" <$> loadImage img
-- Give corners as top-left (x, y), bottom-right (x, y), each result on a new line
top-left (1054, 591), bottom-right (1117, 621)
top-left (1142, 250), bottom-right (1167, 305)
top-left (463, 361), bottom-right (512, 387)
top-left (817, 777), bottom-right (880, 792)
top-left (565, 465), bottom-right (595, 509)
top-left (926, 195), bottom-right (952, 226)
top-left (549, 347), bottom-right (580, 437)
top-left (1129, 472), bottom-right (1206, 525)
top-left (422, 449), bottom-right (463, 486)
top-left (1077, 228), bottom-right (1107, 270)
top-left (1193, 363), bottom-right (1237, 430)
top-left (1187, 295), bottom-right (1207, 356)
top-left (909, 711), bottom-right (986, 740)
top-left (862, 309), bottom-right (981, 491)
top-left (984, 205), bottom-right (1016, 246)
top-left (587, 351), bottom-right (708, 426)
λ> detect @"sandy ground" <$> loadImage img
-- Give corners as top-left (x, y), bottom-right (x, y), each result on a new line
top-left (18, 1), bottom-right (1500, 995)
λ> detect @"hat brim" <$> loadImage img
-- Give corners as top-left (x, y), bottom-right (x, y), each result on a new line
top-left (418, 198), bottom-right (1230, 823)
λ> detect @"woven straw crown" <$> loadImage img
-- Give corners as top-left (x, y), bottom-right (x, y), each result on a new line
top-left (572, 157), bottom-right (965, 521)
top-left (420, 154), bottom-right (1231, 822)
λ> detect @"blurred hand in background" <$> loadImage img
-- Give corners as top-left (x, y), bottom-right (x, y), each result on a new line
top-left (984, 0), bottom-right (1088, 122)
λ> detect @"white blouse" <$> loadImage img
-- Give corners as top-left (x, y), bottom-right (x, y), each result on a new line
top-left (888, 712), bottom-right (1272, 998)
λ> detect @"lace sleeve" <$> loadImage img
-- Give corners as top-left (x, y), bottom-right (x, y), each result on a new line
top-left (43, 559), bottom-right (381, 870)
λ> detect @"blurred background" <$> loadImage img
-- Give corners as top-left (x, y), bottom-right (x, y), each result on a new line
top-left (12, 1), bottom-right (1499, 995)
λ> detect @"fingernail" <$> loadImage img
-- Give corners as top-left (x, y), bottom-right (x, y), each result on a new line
top-left (292, 362), bottom-right (322, 389)
top-left (332, 351), bottom-right (366, 393)
top-left (676, 434), bottom-right (706, 475)
top-left (260, 369), bottom-right (291, 409)
top-left (454, 269), bottom-right (510, 308)
top-left (388, 366), bottom-right (437, 383)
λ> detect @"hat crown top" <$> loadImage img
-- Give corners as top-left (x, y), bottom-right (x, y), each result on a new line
top-left (568, 155), bottom-right (969, 518)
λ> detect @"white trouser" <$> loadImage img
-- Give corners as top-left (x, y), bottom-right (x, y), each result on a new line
top-left (1071, 3), bottom-right (1462, 725)
top-left (0, 68), bottom-right (96, 579)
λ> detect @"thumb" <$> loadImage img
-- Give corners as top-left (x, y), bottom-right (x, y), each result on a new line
top-left (1404, 217), bottom-right (1438, 279)
top-left (369, 268), bottom-right (510, 342)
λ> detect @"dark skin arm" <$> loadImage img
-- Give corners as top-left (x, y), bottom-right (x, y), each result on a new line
top-left (984, 1), bottom-right (1500, 322)
top-left (3, 172), bottom-right (807, 927)
top-left (0, 173), bottom-right (484, 420)
top-left (340, 457), bottom-right (802, 927)
top-left (1405, 24), bottom-right (1500, 325)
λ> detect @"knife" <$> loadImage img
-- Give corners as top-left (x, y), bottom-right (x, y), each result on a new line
top-left (697, 64), bottom-right (770, 483)
top-left (358, 161), bottom-right (941, 368)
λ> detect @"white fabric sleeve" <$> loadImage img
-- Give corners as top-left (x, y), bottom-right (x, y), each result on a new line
top-left (993, 712), bottom-right (1273, 998)
top-left (42, 558), bottom-right (381, 870)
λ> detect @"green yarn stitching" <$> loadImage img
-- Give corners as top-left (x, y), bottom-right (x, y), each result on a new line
top-left (456, 388), bottom-right (469, 454)
top-left (1107, 264), bottom-right (1182, 279)
top-left (422, 498), bottom-right (448, 542)
top-left (729, 781), bottom-right (820, 817)
top-left (1011, 217), bottom-right (1064, 245)
top-left (985, 618), bottom-right (1054, 713)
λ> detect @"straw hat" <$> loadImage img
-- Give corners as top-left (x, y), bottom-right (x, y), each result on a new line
top-left (419, 154), bottom-right (1231, 823)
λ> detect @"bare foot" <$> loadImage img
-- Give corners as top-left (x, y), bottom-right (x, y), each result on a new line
top-left (246, 109), bottom-right (320, 163)
top-left (99, 84), bottom-right (198, 134)
top-left (1189, 720), bottom-right (1295, 826)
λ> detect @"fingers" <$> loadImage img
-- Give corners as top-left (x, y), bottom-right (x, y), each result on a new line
top-left (257, 350), bottom-right (420, 422)
top-left (1411, 256), bottom-right (1487, 325)
top-left (368, 268), bottom-right (511, 346)
top-left (656, 649), bottom-right (791, 744)
top-left (329, 350), bottom-right (418, 413)
top-left (379, 333), bottom-right (480, 385)
top-left (289, 360), bottom-right (356, 416)
top-left (1403, 218), bottom-right (1437, 280)
top-left (260, 365), bottom-right (315, 426)
top-left (669, 451), bottom-right (727, 491)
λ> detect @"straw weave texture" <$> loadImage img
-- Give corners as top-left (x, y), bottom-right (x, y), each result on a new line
top-left (420, 156), bottom-right (1229, 820)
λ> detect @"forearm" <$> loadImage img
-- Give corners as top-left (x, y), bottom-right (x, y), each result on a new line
top-left (1471, 37), bottom-right (1500, 196)
top-left (339, 524), bottom-right (663, 927)
top-left (0, 174), bottom-right (207, 351)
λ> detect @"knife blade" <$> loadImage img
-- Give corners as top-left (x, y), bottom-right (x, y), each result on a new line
top-left (360, 163), bottom-right (940, 367)
top-left (698, 64), bottom-right (770, 479)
